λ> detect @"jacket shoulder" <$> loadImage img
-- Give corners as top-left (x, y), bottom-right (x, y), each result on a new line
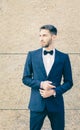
top-left (29, 48), bottom-right (42, 55)
top-left (56, 49), bottom-right (69, 62)
top-left (56, 49), bottom-right (68, 57)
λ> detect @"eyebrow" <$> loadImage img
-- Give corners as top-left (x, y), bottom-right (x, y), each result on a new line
top-left (40, 33), bottom-right (48, 36)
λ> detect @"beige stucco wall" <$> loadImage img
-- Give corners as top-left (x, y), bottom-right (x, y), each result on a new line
top-left (0, 0), bottom-right (80, 130)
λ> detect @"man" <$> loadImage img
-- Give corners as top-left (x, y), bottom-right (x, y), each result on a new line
top-left (22, 25), bottom-right (73, 130)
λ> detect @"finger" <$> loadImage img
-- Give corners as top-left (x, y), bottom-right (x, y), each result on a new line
top-left (48, 84), bottom-right (56, 88)
top-left (46, 81), bottom-right (52, 84)
top-left (40, 92), bottom-right (44, 97)
top-left (39, 89), bottom-right (44, 95)
top-left (39, 89), bottom-right (44, 92)
top-left (52, 85), bottom-right (56, 88)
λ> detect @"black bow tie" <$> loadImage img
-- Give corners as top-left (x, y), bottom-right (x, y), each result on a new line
top-left (44, 50), bottom-right (53, 55)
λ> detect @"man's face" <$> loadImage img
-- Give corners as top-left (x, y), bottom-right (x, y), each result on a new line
top-left (39, 29), bottom-right (53, 48)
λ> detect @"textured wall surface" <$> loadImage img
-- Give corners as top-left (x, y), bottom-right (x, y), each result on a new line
top-left (0, 0), bottom-right (80, 130)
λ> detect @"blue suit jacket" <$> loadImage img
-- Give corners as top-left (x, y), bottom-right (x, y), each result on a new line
top-left (22, 48), bottom-right (73, 112)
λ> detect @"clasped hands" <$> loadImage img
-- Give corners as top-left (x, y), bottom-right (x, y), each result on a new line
top-left (39, 81), bottom-right (56, 98)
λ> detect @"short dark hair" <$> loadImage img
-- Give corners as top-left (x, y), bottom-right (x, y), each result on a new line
top-left (40, 24), bottom-right (57, 35)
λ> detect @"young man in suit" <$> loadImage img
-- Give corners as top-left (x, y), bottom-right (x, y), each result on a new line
top-left (22, 25), bottom-right (73, 130)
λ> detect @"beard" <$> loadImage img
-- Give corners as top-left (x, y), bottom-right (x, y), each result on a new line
top-left (42, 39), bottom-right (52, 48)
top-left (44, 42), bottom-right (50, 48)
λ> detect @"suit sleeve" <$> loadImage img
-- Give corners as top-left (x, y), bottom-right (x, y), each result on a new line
top-left (55, 54), bottom-right (73, 96)
top-left (22, 52), bottom-right (41, 89)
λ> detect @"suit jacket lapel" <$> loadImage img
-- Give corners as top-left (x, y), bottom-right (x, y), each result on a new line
top-left (37, 48), bottom-right (47, 78)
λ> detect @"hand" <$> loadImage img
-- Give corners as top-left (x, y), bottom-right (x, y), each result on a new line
top-left (39, 89), bottom-right (56, 98)
top-left (41, 81), bottom-right (56, 90)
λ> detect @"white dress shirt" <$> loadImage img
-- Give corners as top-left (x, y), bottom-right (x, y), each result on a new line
top-left (42, 48), bottom-right (55, 76)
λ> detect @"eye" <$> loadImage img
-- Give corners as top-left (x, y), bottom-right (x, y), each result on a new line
top-left (43, 34), bottom-right (47, 37)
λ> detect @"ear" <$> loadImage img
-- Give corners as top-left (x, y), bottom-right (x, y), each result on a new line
top-left (52, 35), bottom-right (57, 40)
